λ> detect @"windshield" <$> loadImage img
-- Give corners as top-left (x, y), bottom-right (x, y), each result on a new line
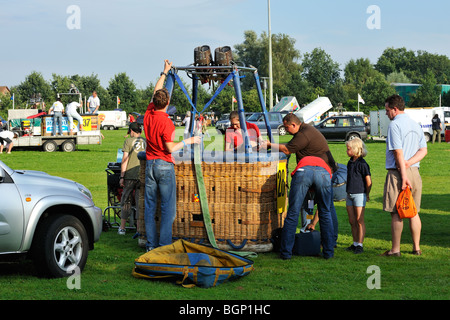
top-left (247, 113), bottom-right (262, 121)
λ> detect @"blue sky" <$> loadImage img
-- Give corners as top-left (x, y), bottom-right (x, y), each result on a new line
top-left (1, 0), bottom-right (450, 89)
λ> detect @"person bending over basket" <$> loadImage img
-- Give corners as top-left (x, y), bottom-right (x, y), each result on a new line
top-left (261, 113), bottom-right (338, 260)
top-left (143, 59), bottom-right (201, 252)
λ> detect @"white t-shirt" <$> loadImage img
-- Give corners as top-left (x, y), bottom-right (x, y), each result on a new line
top-left (87, 96), bottom-right (100, 112)
top-left (0, 130), bottom-right (14, 145)
top-left (51, 101), bottom-right (64, 112)
top-left (67, 101), bottom-right (81, 114)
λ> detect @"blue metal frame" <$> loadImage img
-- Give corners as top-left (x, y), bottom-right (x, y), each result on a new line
top-left (166, 65), bottom-right (272, 160)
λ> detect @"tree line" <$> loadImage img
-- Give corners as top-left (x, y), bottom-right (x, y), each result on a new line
top-left (2, 30), bottom-right (450, 119)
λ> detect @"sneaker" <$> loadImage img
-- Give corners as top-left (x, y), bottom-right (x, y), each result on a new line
top-left (346, 244), bottom-right (356, 252)
top-left (146, 246), bottom-right (155, 252)
top-left (117, 228), bottom-right (126, 235)
top-left (354, 245), bottom-right (364, 254)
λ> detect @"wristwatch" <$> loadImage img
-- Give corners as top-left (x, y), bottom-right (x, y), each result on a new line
top-left (160, 72), bottom-right (167, 77)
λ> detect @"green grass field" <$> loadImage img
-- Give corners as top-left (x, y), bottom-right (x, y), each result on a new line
top-left (0, 127), bottom-right (449, 300)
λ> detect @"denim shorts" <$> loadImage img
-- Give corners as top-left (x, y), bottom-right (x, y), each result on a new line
top-left (346, 193), bottom-right (366, 207)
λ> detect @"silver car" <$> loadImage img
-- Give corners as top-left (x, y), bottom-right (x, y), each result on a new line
top-left (0, 160), bottom-right (102, 278)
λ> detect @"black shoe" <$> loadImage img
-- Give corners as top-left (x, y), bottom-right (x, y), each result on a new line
top-left (346, 244), bottom-right (356, 252)
top-left (354, 245), bottom-right (364, 254)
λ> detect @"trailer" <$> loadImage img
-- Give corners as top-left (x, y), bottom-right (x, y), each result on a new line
top-left (370, 107), bottom-right (449, 142)
top-left (98, 110), bottom-right (127, 130)
top-left (12, 131), bottom-right (102, 152)
top-left (7, 109), bottom-right (102, 152)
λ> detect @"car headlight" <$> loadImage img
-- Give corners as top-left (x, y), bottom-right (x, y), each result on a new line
top-left (76, 183), bottom-right (92, 199)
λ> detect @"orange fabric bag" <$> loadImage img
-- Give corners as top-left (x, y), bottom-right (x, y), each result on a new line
top-left (396, 186), bottom-right (417, 219)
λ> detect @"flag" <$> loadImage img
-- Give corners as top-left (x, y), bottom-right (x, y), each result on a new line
top-left (117, 96), bottom-right (121, 104)
top-left (358, 94), bottom-right (365, 104)
top-left (232, 96), bottom-right (237, 103)
top-left (10, 93), bottom-right (14, 101)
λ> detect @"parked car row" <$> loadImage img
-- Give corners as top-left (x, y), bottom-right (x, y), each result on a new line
top-left (246, 111), bottom-right (290, 136)
top-left (215, 112), bottom-right (369, 141)
top-left (215, 111), bottom-right (289, 136)
top-left (215, 112), bottom-right (254, 133)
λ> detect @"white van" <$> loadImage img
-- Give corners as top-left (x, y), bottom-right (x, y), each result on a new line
top-left (370, 106), bottom-right (448, 142)
top-left (98, 110), bottom-right (127, 130)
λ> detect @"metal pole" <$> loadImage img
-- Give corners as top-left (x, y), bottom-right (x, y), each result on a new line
top-left (233, 69), bottom-right (252, 155)
top-left (268, 0), bottom-right (273, 110)
top-left (254, 71), bottom-right (274, 142)
top-left (191, 75), bottom-right (199, 138)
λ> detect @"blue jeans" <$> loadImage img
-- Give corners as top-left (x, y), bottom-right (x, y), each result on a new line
top-left (281, 166), bottom-right (335, 259)
top-left (300, 186), bottom-right (339, 245)
top-left (53, 111), bottom-right (63, 135)
top-left (144, 159), bottom-right (176, 249)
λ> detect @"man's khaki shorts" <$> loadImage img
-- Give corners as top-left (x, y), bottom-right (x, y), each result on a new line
top-left (383, 167), bottom-right (422, 213)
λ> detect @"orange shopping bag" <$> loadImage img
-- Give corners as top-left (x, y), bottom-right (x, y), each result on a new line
top-left (396, 186), bottom-right (417, 219)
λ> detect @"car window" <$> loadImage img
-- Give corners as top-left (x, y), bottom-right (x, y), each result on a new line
top-left (337, 118), bottom-right (350, 127)
top-left (324, 118), bottom-right (336, 127)
top-left (354, 117), bottom-right (364, 126)
top-left (247, 113), bottom-right (261, 121)
top-left (269, 113), bottom-right (278, 122)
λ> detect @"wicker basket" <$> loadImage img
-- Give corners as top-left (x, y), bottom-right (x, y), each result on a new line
top-left (138, 150), bottom-right (288, 252)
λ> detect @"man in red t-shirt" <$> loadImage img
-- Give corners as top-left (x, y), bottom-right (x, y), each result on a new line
top-left (224, 110), bottom-right (262, 152)
top-left (143, 59), bottom-right (200, 252)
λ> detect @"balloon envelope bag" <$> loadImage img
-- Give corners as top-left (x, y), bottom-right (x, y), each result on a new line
top-left (132, 239), bottom-right (254, 288)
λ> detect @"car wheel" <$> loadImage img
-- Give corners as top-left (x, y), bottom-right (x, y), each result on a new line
top-left (32, 214), bottom-right (89, 278)
top-left (424, 133), bottom-right (431, 143)
top-left (278, 126), bottom-right (286, 136)
top-left (346, 133), bottom-right (360, 141)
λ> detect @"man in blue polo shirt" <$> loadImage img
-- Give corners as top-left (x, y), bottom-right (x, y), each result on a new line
top-left (382, 95), bottom-right (427, 257)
